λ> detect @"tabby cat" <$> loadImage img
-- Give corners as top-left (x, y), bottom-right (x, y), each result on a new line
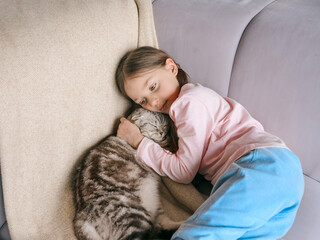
top-left (73, 108), bottom-right (178, 240)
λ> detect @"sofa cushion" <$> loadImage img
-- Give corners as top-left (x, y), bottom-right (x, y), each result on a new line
top-left (228, 0), bottom-right (320, 182)
top-left (153, 0), bottom-right (275, 97)
top-left (0, 0), bottom-right (157, 239)
top-left (228, 0), bottom-right (320, 238)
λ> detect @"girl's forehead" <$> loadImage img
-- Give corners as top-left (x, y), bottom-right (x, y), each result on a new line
top-left (124, 76), bottom-right (146, 99)
top-left (124, 76), bottom-right (145, 90)
top-left (125, 68), bottom-right (159, 87)
top-left (127, 66), bottom-right (160, 79)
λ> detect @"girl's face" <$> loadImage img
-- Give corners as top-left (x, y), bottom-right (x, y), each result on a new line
top-left (124, 58), bottom-right (180, 114)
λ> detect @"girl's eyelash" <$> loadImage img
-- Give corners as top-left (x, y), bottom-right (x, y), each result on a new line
top-left (139, 83), bottom-right (156, 105)
top-left (150, 83), bottom-right (156, 91)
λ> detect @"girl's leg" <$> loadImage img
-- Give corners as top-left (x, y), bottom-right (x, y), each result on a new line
top-left (171, 147), bottom-right (304, 240)
top-left (239, 205), bottom-right (299, 240)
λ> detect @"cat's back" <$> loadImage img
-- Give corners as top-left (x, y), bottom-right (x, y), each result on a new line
top-left (73, 135), bottom-right (160, 240)
top-left (75, 136), bottom-right (142, 196)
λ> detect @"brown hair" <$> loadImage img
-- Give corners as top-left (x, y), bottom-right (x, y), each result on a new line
top-left (115, 46), bottom-right (189, 98)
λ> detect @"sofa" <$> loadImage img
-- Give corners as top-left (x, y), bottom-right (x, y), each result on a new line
top-left (0, 0), bottom-right (319, 239)
top-left (153, 0), bottom-right (320, 239)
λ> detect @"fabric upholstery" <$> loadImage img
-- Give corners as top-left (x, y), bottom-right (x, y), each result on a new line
top-left (0, 173), bottom-right (9, 240)
top-left (153, 0), bottom-right (275, 97)
top-left (153, 0), bottom-right (320, 239)
top-left (1, 0), bottom-right (319, 239)
top-left (0, 0), bottom-right (157, 239)
top-left (228, 0), bottom-right (320, 238)
top-left (228, 0), bottom-right (320, 182)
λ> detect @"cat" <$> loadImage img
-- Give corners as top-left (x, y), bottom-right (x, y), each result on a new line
top-left (73, 108), bottom-right (180, 240)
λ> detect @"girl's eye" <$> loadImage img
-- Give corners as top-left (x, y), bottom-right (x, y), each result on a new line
top-left (150, 83), bottom-right (157, 91)
top-left (140, 98), bottom-right (146, 105)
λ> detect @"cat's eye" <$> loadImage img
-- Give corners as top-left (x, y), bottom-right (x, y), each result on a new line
top-left (150, 83), bottom-right (156, 91)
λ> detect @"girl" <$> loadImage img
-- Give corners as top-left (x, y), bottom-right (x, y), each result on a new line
top-left (116, 46), bottom-right (304, 240)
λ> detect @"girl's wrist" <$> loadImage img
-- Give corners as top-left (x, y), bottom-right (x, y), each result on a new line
top-left (134, 135), bottom-right (144, 149)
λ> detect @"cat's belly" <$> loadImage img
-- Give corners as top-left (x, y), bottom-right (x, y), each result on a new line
top-left (137, 174), bottom-right (160, 220)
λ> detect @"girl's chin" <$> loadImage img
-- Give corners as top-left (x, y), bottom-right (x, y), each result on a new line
top-left (160, 101), bottom-right (169, 113)
top-left (162, 107), bottom-right (171, 114)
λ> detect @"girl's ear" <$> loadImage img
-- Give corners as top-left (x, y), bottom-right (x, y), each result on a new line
top-left (165, 58), bottom-right (178, 76)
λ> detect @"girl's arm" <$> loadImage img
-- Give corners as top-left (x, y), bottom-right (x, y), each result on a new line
top-left (137, 98), bottom-right (214, 184)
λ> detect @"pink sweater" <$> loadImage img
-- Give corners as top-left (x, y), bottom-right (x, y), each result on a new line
top-left (137, 83), bottom-right (287, 185)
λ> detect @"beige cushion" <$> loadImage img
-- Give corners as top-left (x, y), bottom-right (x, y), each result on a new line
top-left (0, 0), bottom-right (157, 239)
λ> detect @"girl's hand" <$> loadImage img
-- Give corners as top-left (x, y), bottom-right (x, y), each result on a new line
top-left (117, 117), bottom-right (144, 149)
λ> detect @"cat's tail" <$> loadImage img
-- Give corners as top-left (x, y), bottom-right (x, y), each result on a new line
top-left (148, 211), bottom-right (184, 239)
top-left (155, 213), bottom-right (184, 230)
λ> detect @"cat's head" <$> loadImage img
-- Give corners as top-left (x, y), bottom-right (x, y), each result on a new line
top-left (127, 108), bottom-right (171, 147)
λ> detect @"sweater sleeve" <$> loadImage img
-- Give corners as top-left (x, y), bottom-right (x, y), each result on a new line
top-left (137, 97), bottom-right (213, 184)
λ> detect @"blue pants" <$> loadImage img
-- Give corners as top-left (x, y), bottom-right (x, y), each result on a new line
top-left (172, 147), bottom-right (304, 240)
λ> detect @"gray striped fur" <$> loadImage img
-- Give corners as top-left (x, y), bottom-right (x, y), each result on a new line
top-left (73, 108), bottom-right (173, 240)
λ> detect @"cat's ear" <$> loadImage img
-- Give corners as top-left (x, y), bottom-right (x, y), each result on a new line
top-left (165, 58), bottom-right (178, 76)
